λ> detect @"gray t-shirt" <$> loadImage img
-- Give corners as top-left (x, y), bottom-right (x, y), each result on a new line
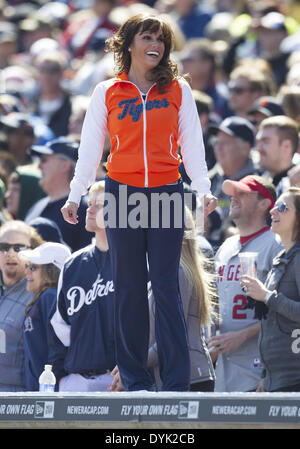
top-left (214, 229), bottom-right (282, 392)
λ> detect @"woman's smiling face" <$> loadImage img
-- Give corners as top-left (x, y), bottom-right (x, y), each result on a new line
top-left (129, 28), bottom-right (165, 72)
top-left (25, 263), bottom-right (43, 292)
top-left (270, 192), bottom-right (297, 240)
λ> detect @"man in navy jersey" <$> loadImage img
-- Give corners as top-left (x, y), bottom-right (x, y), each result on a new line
top-left (49, 180), bottom-right (115, 391)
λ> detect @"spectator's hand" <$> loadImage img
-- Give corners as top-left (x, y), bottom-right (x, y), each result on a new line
top-left (256, 378), bottom-right (264, 392)
top-left (240, 275), bottom-right (270, 302)
top-left (61, 201), bottom-right (79, 224)
top-left (108, 365), bottom-right (124, 392)
top-left (207, 345), bottom-right (219, 364)
top-left (204, 194), bottom-right (218, 217)
top-left (288, 165), bottom-right (300, 187)
top-left (207, 329), bottom-right (247, 354)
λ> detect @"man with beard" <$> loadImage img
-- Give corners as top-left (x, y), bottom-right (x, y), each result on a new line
top-left (0, 221), bottom-right (43, 391)
top-left (256, 115), bottom-right (299, 196)
top-left (208, 175), bottom-right (282, 392)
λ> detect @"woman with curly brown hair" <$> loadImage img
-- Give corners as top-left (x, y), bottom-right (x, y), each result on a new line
top-left (61, 13), bottom-right (217, 392)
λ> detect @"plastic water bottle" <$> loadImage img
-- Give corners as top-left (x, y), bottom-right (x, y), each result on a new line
top-left (39, 364), bottom-right (56, 392)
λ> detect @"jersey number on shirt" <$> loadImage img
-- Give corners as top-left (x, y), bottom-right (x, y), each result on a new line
top-left (232, 295), bottom-right (247, 319)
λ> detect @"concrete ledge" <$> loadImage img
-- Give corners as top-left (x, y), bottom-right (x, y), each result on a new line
top-left (0, 392), bottom-right (300, 429)
top-left (1, 421), bottom-right (300, 429)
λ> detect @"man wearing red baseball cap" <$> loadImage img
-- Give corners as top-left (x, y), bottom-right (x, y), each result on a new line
top-left (207, 175), bottom-right (283, 393)
top-left (222, 175), bottom-right (275, 211)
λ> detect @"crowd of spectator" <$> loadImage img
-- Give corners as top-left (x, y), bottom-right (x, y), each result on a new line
top-left (0, 0), bottom-right (300, 393)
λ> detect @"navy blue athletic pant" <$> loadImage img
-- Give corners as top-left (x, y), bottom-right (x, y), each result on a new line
top-left (105, 176), bottom-right (190, 391)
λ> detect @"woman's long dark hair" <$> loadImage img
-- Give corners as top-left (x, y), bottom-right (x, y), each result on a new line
top-left (25, 263), bottom-right (60, 316)
top-left (105, 14), bottom-right (183, 93)
top-left (286, 187), bottom-right (300, 242)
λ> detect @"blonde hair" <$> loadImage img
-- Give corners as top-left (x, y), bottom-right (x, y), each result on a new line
top-left (0, 220), bottom-right (44, 249)
top-left (259, 115), bottom-right (299, 154)
top-left (180, 206), bottom-right (218, 326)
top-left (89, 180), bottom-right (105, 196)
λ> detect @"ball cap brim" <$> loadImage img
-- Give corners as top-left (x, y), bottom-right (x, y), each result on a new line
top-left (30, 137), bottom-right (79, 162)
top-left (209, 116), bottom-right (255, 146)
top-left (222, 176), bottom-right (275, 209)
top-left (19, 242), bottom-right (71, 269)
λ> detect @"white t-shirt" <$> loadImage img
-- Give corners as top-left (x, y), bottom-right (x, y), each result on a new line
top-left (39, 97), bottom-right (64, 125)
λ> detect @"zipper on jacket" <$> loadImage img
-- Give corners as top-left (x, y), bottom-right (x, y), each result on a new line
top-left (108, 135), bottom-right (119, 163)
top-left (141, 94), bottom-right (148, 187)
top-left (118, 79), bottom-right (155, 188)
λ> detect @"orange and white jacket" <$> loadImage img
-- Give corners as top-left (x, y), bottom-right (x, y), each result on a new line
top-left (69, 72), bottom-right (211, 204)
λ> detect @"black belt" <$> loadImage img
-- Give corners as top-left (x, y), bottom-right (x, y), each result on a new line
top-left (81, 370), bottom-right (109, 378)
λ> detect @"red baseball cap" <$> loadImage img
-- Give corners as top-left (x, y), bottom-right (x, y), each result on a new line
top-left (222, 176), bottom-right (275, 209)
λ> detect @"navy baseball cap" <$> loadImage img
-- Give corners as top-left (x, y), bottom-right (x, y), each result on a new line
top-left (249, 96), bottom-right (284, 117)
top-left (27, 217), bottom-right (71, 250)
top-left (210, 116), bottom-right (255, 146)
top-left (30, 136), bottom-right (79, 161)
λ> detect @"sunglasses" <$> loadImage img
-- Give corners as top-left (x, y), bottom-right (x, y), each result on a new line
top-left (273, 202), bottom-right (288, 213)
top-left (0, 243), bottom-right (28, 253)
top-left (229, 86), bottom-right (250, 95)
top-left (25, 263), bottom-right (39, 272)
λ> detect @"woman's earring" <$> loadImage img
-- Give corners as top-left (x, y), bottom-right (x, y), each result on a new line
top-left (128, 48), bottom-right (131, 52)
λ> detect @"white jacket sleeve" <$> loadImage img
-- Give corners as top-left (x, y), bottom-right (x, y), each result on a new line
top-left (178, 79), bottom-right (211, 197)
top-left (50, 269), bottom-right (70, 347)
top-left (68, 82), bottom-right (108, 205)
